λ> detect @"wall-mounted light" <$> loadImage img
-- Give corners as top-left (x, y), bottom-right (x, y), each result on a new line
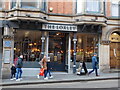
top-left (49, 7), bottom-right (53, 12)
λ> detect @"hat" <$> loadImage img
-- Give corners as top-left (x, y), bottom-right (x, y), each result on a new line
top-left (93, 53), bottom-right (97, 55)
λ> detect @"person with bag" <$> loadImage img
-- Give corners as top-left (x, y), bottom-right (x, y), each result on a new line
top-left (37, 55), bottom-right (53, 80)
top-left (88, 53), bottom-right (99, 76)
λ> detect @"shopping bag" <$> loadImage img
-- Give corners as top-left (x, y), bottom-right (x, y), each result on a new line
top-left (39, 68), bottom-right (44, 76)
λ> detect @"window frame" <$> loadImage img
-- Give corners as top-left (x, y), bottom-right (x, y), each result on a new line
top-left (86, 0), bottom-right (101, 14)
top-left (111, 2), bottom-right (119, 17)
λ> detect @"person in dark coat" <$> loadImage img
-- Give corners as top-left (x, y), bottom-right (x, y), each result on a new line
top-left (16, 55), bottom-right (23, 81)
top-left (10, 64), bottom-right (16, 80)
top-left (88, 53), bottom-right (99, 76)
top-left (46, 57), bottom-right (53, 79)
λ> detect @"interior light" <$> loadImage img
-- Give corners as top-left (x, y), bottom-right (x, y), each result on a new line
top-left (29, 43), bottom-right (33, 46)
top-left (113, 33), bottom-right (118, 35)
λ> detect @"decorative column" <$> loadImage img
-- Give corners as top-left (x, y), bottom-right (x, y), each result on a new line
top-left (41, 32), bottom-right (45, 58)
top-left (73, 33), bottom-right (77, 74)
top-left (99, 40), bottom-right (110, 72)
top-left (2, 24), bottom-right (14, 79)
top-left (45, 32), bottom-right (49, 58)
top-left (68, 33), bottom-right (71, 73)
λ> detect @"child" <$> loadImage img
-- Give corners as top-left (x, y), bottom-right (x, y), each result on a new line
top-left (10, 64), bottom-right (16, 80)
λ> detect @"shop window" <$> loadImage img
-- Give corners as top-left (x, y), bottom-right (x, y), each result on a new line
top-left (111, 1), bottom-right (119, 17)
top-left (76, 0), bottom-right (83, 14)
top-left (0, 0), bottom-right (2, 10)
top-left (74, 34), bottom-right (99, 62)
top-left (86, 0), bottom-right (100, 13)
top-left (14, 30), bottom-right (42, 62)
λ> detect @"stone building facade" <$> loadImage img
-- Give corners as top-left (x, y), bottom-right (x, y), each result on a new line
top-left (0, 0), bottom-right (119, 78)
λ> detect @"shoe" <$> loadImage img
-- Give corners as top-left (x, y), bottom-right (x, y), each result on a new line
top-left (37, 75), bottom-right (40, 79)
top-left (49, 76), bottom-right (53, 79)
top-left (13, 78), bottom-right (16, 80)
top-left (44, 77), bottom-right (48, 80)
top-left (16, 79), bottom-right (20, 81)
top-left (96, 75), bottom-right (100, 77)
top-left (20, 78), bottom-right (23, 80)
top-left (10, 78), bottom-right (14, 80)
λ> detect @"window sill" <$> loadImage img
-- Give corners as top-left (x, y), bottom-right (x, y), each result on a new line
top-left (9, 8), bottom-right (46, 14)
top-left (107, 16), bottom-right (119, 20)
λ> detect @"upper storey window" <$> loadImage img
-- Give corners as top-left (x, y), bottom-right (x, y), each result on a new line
top-left (111, 1), bottom-right (119, 17)
top-left (76, 0), bottom-right (83, 14)
top-left (11, 0), bottom-right (46, 11)
top-left (0, 0), bottom-right (2, 10)
top-left (11, 0), bottom-right (17, 9)
top-left (86, 0), bottom-right (100, 13)
top-left (21, 0), bottom-right (39, 9)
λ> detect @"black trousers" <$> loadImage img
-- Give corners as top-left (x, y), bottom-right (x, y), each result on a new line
top-left (11, 72), bottom-right (16, 78)
top-left (82, 62), bottom-right (88, 74)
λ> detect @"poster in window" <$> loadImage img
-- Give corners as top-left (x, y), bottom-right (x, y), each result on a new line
top-left (4, 50), bottom-right (11, 63)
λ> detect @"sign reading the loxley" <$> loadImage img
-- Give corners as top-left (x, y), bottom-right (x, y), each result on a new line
top-left (42, 24), bottom-right (77, 32)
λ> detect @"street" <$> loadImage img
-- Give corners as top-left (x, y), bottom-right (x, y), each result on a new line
top-left (2, 79), bottom-right (119, 88)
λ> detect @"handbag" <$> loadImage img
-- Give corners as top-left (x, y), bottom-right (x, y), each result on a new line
top-left (39, 68), bottom-right (44, 76)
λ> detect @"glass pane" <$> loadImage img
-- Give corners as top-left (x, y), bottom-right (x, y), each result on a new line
top-left (11, 0), bottom-right (17, 9)
top-left (49, 32), bottom-right (66, 64)
top-left (0, 0), bottom-right (2, 10)
top-left (14, 30), bottom-right (42, 62)
top-left (112, 4), bottom-right (119, 16)
top-left (86, 0), bottom-right (100, 12)
top-left (77, 0), bottom-right (83, 13)
top-left (21, 0), bottom-right (38, 9)
top-left (76, 34), bottom-right (99, 62)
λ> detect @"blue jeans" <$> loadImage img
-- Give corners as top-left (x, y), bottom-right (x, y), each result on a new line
top-left (16, 68), bottom-right (22, 79)
top-left (88, 66), bottom-right (98, 76)
top-left (44, 69), bottom-right (52, 78)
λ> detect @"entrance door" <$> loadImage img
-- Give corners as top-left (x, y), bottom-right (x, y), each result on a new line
top-left (110, 43), bottom-right (120, 69)
top-left (49, 32), bottom-right (67, 71)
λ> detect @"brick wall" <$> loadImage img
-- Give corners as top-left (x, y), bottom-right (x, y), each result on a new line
top-left (48, 0), bottom-right (73, 15)
top-left (106, 0), bottom-right (111, 17)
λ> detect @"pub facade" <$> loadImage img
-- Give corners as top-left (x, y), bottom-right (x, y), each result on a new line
top-left (0, 0), bottom-right (119, 78)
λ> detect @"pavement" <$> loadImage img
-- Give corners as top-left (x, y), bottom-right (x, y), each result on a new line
top-left (0, 71), bottom-right (120, 86)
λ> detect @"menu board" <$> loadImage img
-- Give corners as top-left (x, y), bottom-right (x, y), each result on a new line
top-left (4, 50), bottom-right (10, 63)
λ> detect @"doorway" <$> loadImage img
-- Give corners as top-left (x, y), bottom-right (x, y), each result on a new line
top-left (110, 32), bottom-right (120, 69)
top-left (49, 32), bottom-right (67, 71)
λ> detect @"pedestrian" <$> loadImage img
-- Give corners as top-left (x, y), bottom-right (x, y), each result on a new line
top-left (10, 64), bottom-right (16, 80)
top-left (38, 55), bottom-right (53, 80)
top-left (16, 55), bottom-right (23, 81)
top-left (46, 57), bottom-right (53, 79)
top-left (88, 53), bottom-right (99, 76)
top-left (77, 61), bottom-right (88, 75)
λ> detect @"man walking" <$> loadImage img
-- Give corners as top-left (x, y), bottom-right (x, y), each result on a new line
top-left (16, 55), bottom-right (23, 81)
top-left (88, 53), bottom-right (99, 76)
